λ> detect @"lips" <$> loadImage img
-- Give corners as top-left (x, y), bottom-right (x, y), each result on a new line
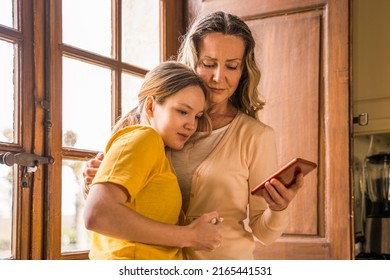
top-left (209, 87), bottom-right (225, 93)
top-left (177, 132), bottom-right (190, 141)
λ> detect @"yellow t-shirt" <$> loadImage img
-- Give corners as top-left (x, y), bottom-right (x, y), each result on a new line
top-left (89, 125), bottom-right (183, 260)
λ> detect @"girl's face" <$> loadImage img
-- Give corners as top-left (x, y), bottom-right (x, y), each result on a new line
top-left (148, 85), bottom-right (206, 150)
top-left (196, 32), bottom-right (245, 106)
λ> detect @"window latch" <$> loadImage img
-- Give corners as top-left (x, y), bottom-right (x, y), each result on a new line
top-left (0, 152), bottom-right (55, 188)
top-left (0, 152), bottom-right (54, 170)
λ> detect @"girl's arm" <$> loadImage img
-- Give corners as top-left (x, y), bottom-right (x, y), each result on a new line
top-left (84, 182), bottom-right (222, 251)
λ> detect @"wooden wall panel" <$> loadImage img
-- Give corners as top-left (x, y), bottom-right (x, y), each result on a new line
top-left (186, 0), bottom-right (351, 259)
top-left (252, 10), bottom-right (321, 235)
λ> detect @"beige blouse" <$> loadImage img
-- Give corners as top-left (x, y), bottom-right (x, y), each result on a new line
top-left (169, 111), bottom-right (290, 260)
top-left (171, 124), bottom-right (229, 213)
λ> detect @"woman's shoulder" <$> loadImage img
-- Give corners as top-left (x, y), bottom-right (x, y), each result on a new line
top-left (235, 111), bottom-right (274, 134)
top-left (231, 112), bottom-right (277, 149)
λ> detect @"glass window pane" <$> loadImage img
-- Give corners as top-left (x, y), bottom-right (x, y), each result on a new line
top-left (0, 165), bottom-right (13, 259)
top-left (63, 0), bottom-right (112, 57)
top-left (62, 57), bottom-right (112, 151)
top-left (0, 40), bottom-right (15, 143)
top-left (61, 159), bottom-right (91, 252)
top-left (121, 72), bottom-right (144, 114)
top-left (0, 0), bottom-right (16, 28)
top-left (122, 0), bottom-right (160, 69)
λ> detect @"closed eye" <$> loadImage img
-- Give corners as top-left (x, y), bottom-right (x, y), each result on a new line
top-left (177, 109), bottom-right (188, 116)
top-left (202, 62), bottom-right (215, 68)
top-left (226, 62), bottom-right (240, 70)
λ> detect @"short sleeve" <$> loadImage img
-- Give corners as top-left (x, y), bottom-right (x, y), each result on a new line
top-left (92, 126), bottom-right (165, 200)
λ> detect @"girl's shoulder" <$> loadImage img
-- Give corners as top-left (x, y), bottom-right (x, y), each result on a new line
top-left (108, 125), bottom-right (163, 149)
top-left (113, 125), bottom-right (159, 139)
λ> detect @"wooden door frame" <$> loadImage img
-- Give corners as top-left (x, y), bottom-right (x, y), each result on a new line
top-left (30, 0), bottom-right (47, 260)
top-left (15, 0), bottom-right (41, 260)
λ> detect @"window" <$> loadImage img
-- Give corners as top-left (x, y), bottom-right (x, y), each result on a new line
top-left (0, 0), bottom-right (35, 260)
top-left (0, 0), bottom-right (183, 260)
top-left (59, 0), bottom-right (160, 257)
top-left (0, 39), bottom-right (15, 258)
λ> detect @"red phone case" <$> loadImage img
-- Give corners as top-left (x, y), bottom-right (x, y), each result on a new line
top-left (251, 158), bottom-right (317, 195)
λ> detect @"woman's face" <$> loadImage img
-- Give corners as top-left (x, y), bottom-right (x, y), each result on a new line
top-left (149, 85), bottom-right (206, 150)
top-left (196, 32), bottom-right (245, 106)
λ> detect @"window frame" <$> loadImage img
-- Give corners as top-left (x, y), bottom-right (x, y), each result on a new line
top-left (0, 0), bottom-right (183, 260)
top-left (45, 0), bottom-right (183, 260)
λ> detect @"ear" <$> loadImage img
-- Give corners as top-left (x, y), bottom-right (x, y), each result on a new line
top-left (144, 96), bottom-right (155, 118)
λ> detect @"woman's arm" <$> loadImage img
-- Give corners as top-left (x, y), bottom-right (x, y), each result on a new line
top-left (247, 124), bottom-right (303, 244)
top-left (84, 181), bottom-right (222, 251)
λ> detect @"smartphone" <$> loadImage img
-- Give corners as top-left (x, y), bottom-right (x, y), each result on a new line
top-left (251, 158), bottom-right (317, 195)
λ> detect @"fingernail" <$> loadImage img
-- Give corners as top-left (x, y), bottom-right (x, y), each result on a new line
top-left (210, 217), bottom-right (223, 224)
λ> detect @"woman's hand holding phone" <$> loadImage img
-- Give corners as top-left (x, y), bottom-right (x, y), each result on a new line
top-left (252, 158), bottom-right (317, 211)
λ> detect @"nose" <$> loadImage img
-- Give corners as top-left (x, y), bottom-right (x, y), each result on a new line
top-left (212, 65), bottom-right (225, 83)
top-left (184, 116), bottom-right (197, 132)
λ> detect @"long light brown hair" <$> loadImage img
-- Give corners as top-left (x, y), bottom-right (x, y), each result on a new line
top-left (112, 61), bottom-right (212, 135)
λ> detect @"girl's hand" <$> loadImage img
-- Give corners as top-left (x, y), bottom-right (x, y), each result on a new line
top-left (186, 211), bottom-right (223, 251)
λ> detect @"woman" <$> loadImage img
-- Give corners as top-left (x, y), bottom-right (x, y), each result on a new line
top-left (83, 61), bottom-right (222, 260)
top-left (84, 11), bottom-right (304, 259)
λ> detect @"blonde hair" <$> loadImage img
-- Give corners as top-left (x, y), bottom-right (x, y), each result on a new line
top-left (112, 61), bottom-right (212, 135)
top-left (177, 11), bottom-right (264, 119)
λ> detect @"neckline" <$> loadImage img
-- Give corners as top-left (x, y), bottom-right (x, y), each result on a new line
top-left (211, 123), bottom-right (230, 134)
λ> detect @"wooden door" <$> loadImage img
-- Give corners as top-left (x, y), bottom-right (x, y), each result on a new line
top-left (185, 0), bottom-right (351, 259)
